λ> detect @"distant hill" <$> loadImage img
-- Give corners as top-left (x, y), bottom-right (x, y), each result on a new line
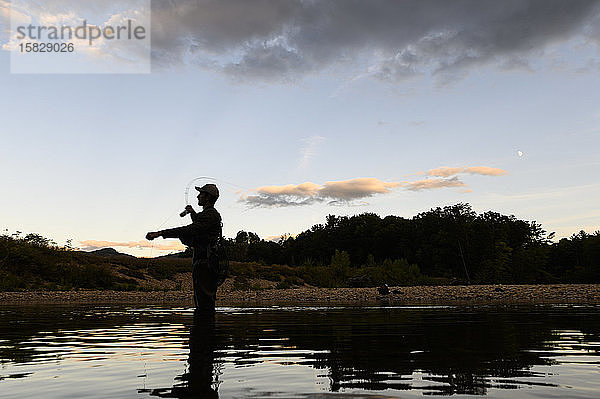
top-left (87, 248), bottom-right (136, 258)
top-left (84, 247), bottom-right (188, 259)
top-left (0, 233), bottom-right (307, 292)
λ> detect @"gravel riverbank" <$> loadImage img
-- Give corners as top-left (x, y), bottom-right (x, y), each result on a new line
top-left (1, 283), bottom-right (600, 306)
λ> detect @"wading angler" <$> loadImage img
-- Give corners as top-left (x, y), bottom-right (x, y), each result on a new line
top-left (146, 184), bottom-right (223, 313)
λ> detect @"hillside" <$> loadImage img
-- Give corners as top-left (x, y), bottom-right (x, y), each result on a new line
top-left (0, 233), bottom-right (307, 291)
top-left (2, 204), bottom-right (599, 292)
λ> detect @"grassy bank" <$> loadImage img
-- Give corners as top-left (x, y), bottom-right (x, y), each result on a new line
top-left (0, 234), bottom-right (443, 292)
top-left (3, 231), bottom-right (598, 294)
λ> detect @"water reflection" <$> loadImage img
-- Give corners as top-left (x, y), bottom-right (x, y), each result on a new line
top-left (145, 310), bottom-right (220, 398)
top-left (220, 308), bottom-right (536, 395)
top-left (0, 305), bottom-right (599, 398)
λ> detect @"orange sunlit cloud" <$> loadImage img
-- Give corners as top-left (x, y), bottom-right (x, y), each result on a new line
top-left (241, 166), bottom-right (507, 207)
top-left (464, 166), bottom-right (508, 176)
top-left (426, 167), bottom-right (465, 177)
top-left (79, 240), bottom-right (185, 252)
top-left (405, 177), bottom-right (467, 191)
top-left (256, 182), bottom-right (321, 197)
top-left (427, 166), bottom-right (508, 177)
top-left (319, 178), bottom-right (402, 200)
top-left (242, 177), bottom-right (402, 207)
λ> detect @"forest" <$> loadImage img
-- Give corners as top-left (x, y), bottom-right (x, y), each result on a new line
top-left (1, 203), bottom-right (599, 290)
top-left (223, 203), bottom-right (600, 286)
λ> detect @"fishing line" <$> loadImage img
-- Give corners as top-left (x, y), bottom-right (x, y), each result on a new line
top-left (147, 176), bottom-right (251, 259)
top-left (185, 176), bottom-right (255, 216)
top-left (183, 176), bottom-right (250, 206)
top-left (147, 208), bottom-right (180, 260)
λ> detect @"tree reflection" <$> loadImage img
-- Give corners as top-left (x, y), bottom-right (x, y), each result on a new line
top-left (2, 305), bottom-right (600, 397)
top-left (210, 307), bottom-right (599, 395)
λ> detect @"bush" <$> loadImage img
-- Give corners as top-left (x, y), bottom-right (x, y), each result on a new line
top-left (147, 262), bottom-right (177, 280)
top-left (0, 271), bottom-right (26, 290)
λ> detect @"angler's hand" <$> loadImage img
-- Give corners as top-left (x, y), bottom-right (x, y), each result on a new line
top-left (146, 231), bottom-right (161, 241)
top-left (185, 205), bottom-right (195, 214)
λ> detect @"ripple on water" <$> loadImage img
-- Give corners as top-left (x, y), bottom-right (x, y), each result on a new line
top-left (0, 304), bottom-right (599, 398)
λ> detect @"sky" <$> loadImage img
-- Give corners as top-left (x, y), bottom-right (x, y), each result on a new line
top-left (1, 0), bottom-right (600, 257)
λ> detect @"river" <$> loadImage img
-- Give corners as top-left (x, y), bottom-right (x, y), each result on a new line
top-left (1, 304), bottom-right (599, 398)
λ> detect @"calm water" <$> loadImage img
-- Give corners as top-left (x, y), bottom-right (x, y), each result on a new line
top-left (1, 304), bottom-right (599, 398)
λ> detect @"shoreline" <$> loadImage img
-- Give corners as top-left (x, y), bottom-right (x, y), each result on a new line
top-left (1, 284), bottom-right (600, 306)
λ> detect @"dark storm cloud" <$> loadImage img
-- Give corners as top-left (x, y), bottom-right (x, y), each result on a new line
top-left (150, 0), bottom-right (600, 81)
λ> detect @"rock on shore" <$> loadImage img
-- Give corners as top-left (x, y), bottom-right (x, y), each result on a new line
top-left (1, 283), bottom-right (600, 306)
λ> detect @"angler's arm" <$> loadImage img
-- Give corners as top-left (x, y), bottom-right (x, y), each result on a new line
top-left (146, 211), bottom-right (214, 244)
top-left (146, 225), bottom-right (196, 247)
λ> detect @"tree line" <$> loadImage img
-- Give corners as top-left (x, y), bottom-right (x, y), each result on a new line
top-left (2, 203), bottom-right (599, 290)
top-left (223, 203), bottom-right (600, 285)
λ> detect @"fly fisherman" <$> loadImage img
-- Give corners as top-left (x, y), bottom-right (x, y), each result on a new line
top-left (146, 184), bottom-right (222, 313)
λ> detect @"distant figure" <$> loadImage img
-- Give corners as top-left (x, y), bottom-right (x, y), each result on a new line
top-left (146, 184), bottom-right (222, 313)
top-left (378, 284), bottom-right (390, 295)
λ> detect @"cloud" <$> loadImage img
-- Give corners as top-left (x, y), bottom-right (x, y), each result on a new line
top-left (427, 167), bottom-right (466, 177)
top-left (320, 178), bottom-right (401, 200)
top-left (241, 164), bottom-right (509, 206)
top-left (241, 182), bottom-right (320, 207)
top-left (79, 240), bottom-right (185, 252)
top-left (242, 177), bottom-right (402, 207)
top-left (0, 1), bottom-right (9, 20)
top-left (464, 166), bottom-right (508, 176)
top-left (427, 166), bottom-right (508, 177)
top-left (149, 0), bottom-right (600, 83)
top-left (0, 0), bottom-right (17, 43)
top-left (2, 1), bottom-right (150, 70)
top-left (298, 135), bottom-right (325, 169)
top-left (405, 176), bottom-right (467, 191)
top-left (256, 182), bottom-right (321, 196)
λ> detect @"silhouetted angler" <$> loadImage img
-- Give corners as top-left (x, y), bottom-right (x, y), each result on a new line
top-left (146, 184), bottom-right (222, 312)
